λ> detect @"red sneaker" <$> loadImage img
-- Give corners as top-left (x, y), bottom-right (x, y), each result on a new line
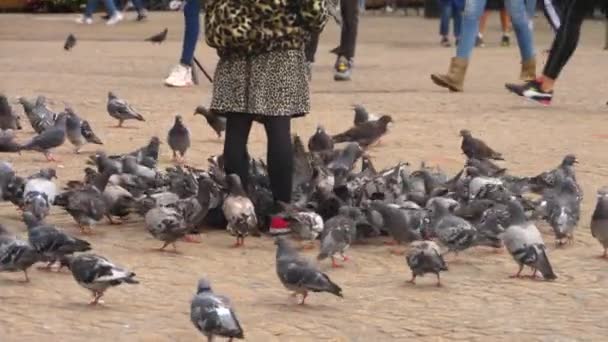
top-left (269, 216), bottom-right (291, 236)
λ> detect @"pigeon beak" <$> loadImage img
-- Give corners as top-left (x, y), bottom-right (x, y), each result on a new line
top-left (574, 159), bottom-right (579, 164)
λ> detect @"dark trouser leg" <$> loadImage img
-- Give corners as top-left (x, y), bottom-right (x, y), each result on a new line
top-left (340, 0), bottom-right (359, 59)
top-left (262, 117), bottom-right (293, 203)
top-left (305, 31), bottom-right (320, 63)
top-left (543, 0), bottom-right (594, 79)
top-left (223, 113), bottom-right (254, 190)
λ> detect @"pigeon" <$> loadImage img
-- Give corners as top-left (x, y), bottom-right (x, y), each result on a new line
top-left (279, 202), bottom-right (324, 244)
top-left (20, 112), bottom-right (68, 161)
top-left (0, 225), bottom-right (40, 282)
top-left (23, 211), bottom-right (92, 270)
top-left (145, 28), bottom-right (168, 43)
top-left (145, 206), bottom-right (188, 251)
top-left (591, 187), bottom-right (608, 258)
top-left (317, 209), bottom-right (355, 267)
top-left (190, 278), bottom-right (244, 342)
top-left (275, 237), bottom-right (343, 304)
top-left (66, 253), bottom-right (138, 305)
top-left (406, 240), bottom-right (448, 286)
top-left (106, 92), bottom-right (145, 127)
top-left (459, 129), bottom-right (504, 161)
top-left (122, 155), bottom-right (157, 183)
top-left (122, 136), bottom-right (161, 165)
top-left (500, 198), bottom-right (557, 280)
top-left (194, 106), bottom-right (225, 138)
top-left (24, 168), bottom-right (58, 205)
top-left (327, 143), bottom-right (364, 181)
top-left (369, 201), bottom-right (424, 248)
top-left (353, 104), bottom-right (378, 126)
top-left (541, 178), bottom-right (581, 246)
top-left (466, 158), bottom-right (506, 177)
top-left (103, 175), bottom-right (138, 223)
top-left (332, 115), bottom-right (393, 147)
top-left (65, 107), bottom-right (102, 153)
top-left (425, 200), bottom-right (478, 254)
top-left (64, 33), bottom-right (76, 51)
top-left (529, 154), bottom-right (580, 196)
top-left (307, 125), bottom-right (334, 152)
top-left (18, 96), bottom-right (55, 134)
top-left (222, 174), bottom-right (257, 247)
top-left (0, 129), bottom-right (22, 153)
top-left (0, 94), bottom-right (21, 130)
top-left (167, 114), bottom-right (190, 162)
top-left (23, 191), bottom-right (50, 221)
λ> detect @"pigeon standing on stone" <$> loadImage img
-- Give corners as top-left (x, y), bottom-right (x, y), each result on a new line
top-left (145, 206), bottom-right (188, 251)
top-left (66, 253), bottom-right (138, 305)
top-left (459, 129), bottom-right (504, 161)
top-left (194, 106), bottom-right (225, 138)
top-left (0, 94), bottom-right (21, 130)
top-left (317, 207), bottom-right (355, 267)
top-left (541, 178), bottom-right (581, 246)
top-left (425, 200), bottom-right (478, 254)
top-left (64, 33), bottom-right (76, 51)
top-left (0, 225), bottom-right (40, 282)
top-left (167, 115), bottom-right (190, 162)
top-left (500, 199), bottom-right (557, 280)
top-left (332, 115), bottom-right (393, 147)
top-left (222, 174), bottom-right (257, 247)
top-left (275, 237), bottom-right (343, 305)
top-left (145, 28), bottom-right (168, 43)
top-left (106, 92), bottom-right (145, 127)
top-left (308, 125), bottom-right (334, 152)
top-left (406, 240), bottom-right (448, 287)
top-left (591, 187), bottom-right (608, 258)
top-left (65, 107), bottom-right (102, 153)
top-left (20, 112), bottom-right (68, 161)
top-left (190, 278), bottom-right (244, 342)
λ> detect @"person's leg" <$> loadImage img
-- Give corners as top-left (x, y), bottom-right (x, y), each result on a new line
top-left (223, 113), bottom-right (254, 191)
top-left (262, 117), bottom-right (293, 204)
top-left (305, 31), bottom-right (320, 80)
top-left (102, 0), bottom-right (118, 16)
top-left (335, 0), bottom-right (359, 81)
top-left (505, 0), bottom-right (536, 79)
top-left (453, 0), bottom-right (464, 41)
top-left (431, 0), bottom-right (487, 92)
top-left (165, 0), bottom-right (199, 87)
top-left (499, 6), bottom-right (512, 46)
top-left (131, 0), bottom-right (147, 20)
top-left (440, 0), bottom-right (453, 46)
top-left (477, 9), bottom-right (490, 46)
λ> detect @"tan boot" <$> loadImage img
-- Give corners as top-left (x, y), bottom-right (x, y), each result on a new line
top-left (431, 57), bottom-right (468, 92)
top-left (519, 58), bottom-right (536, 81)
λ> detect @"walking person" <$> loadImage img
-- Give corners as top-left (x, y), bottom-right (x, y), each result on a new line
top-left (505, 0), bottom-right (597, 105)
top-left (430, 0), bottom-right (537, 92)
top-left (165, 0), bottom-right (200, 87)
top-left (439, 0), bottom-right (464, 47)
top-left (476, 0), bottom-right (512, 47)
top-left (204, 0), bottom-right (327, 230)
top-left (77, 0), bottom-right (124, 25)
top-left (333, 0), bottom-right (360, 81)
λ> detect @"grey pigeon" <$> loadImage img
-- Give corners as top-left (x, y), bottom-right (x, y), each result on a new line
top-left (292, 135), bottom-right (313, 191)
top-left (353, 104), bottom-right (378, 126)
top-left (279, 202), bottom-right (324, 243)
top-left (20, 112), bottom-right (68, 161)
top-left (66, 253), bottom-right (138, 305)
top-left (332, 115), bottom-right (393, 147)
top-left (167, 114), bottom-right (190, 162)
top-left (529, 154), bottom-right (580, 196)
top-left (426, 200), bottom-right (478, 254)
top-left (106, 92), bottom-right (145, 127)
top-left (104, 175), bottom-right (138, 223)
top-left (406, 240), bottom-right (448, 286)
top-left (190, 278), bottom-right (244, 342)
top-left (145, 28), bottom-right (168, 43)
top-left (122, 155), bottom-right (157, 182)
top-left (466, 158), bottom-right (506, 177)
top-left (460, 129), bottom-right (504, 161)
top-left (541, 178), bottom-right (581, 246)
top-left (64, 33), bottom-right (76, 51)
top-left (317, 208), bottom-right (355, 267)
top-left (591, 187), bottom-right (608, 258)
top-left (145, 206), bottom-right (188, 251)
top-left (275, 237), bottom-right (343, 305)
top-left (0, 225), bottom-right (40, 282)
top-left (65, 107), bottom-right (102, 153)
top-left (23, 191), bottom-right (50, 222)
top-left (0, 94), bottom-right (21, 130)
top-left (18, 96), bottom-right (55, 134)
top-left (0, 129), bottom-right (22, 153)
top-left (124, 136), bottom-right (160, 164)
top-left (194, 106), bottom-right (225, 138)
top-left (308, 125), bottom-right (334, 152)
top-left (23, 211), bottom-right (91, 270)
top-left (222, 174), bottom-right (257, 247)
top-left (369, 201), bottom-right (424, 249)
top-left (500, 199), bottom-right (557, 280)
top-left (327, 143), bottom-right (364, 181)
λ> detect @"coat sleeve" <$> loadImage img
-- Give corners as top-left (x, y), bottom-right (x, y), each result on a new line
top-left (299, 0), bottom-right (329, 32)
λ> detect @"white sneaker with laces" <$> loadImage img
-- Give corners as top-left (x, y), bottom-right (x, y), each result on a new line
top-left (106, 12), bottom-right (124, 25)
top-left (76, 16), bottom-right (93, 24)
top-left (164, 64), bottom-right (194, 87)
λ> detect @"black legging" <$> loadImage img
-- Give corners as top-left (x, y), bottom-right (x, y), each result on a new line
top-left (543, 0), bottom-right (596, 79)
top-left (339, 0), bottom-right (359, 59)
top-left (223, 113), bottom-right (293, 204)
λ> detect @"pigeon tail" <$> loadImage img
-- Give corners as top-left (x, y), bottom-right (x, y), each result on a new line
top-left (536, 247), bottom-right (557, 280)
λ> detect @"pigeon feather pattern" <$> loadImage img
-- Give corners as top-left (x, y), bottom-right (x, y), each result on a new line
top-left (106, 92), bottom-right (145, 127)
top-left (190, 278), bottom-right (244, 341)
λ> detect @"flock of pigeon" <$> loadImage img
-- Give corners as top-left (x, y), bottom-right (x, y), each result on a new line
top-left (2, 95), bottom-right (608, 341)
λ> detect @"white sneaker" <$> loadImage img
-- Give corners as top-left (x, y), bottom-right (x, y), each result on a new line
top-left (164, 64), bottom-right (194, 87)
top-left (106, 12), bottom-right (124, 25)
top-left (76, 16), bottom-right (93, 24)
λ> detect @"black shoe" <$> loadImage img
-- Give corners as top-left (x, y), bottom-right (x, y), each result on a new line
top-left (505, 80), bottom-right (553, 105)
top-left (440, 36), bottom-right (451, 47)
top-left (475, 35), bottom-right (485, 47)
top-left (501, 35), bottom-right (511, 47)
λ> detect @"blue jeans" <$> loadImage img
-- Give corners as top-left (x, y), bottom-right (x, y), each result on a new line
top-left (358, 0), bottom-right (366, 10)
top-left (440, 0), bottom-right (463, 38)
top-left (457, 0), bottom-right (535, 60)
top-left (180, 0), bottom-right (200, 66)
top-left (85, 0), bottom-right (117, 17)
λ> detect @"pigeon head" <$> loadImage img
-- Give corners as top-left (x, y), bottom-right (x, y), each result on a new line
top-left (597, 187), bottom-right (608, 198)
top-left (149, 136), bottom-right (161, 147)
top-left (22, 211), bottom-right (41, 229)
top-left (562, 154), bottom-right (578, 166)
top-left (459, 129), bottom-right (472, 137)
top-left (196, 277), bottom-right (213, 294)
top-left (225, 174), bottom-right (247, 197)
top-left (315, 125), bottom-right (326, 134)
top-left (193, 105), bottom-right (209, 116)
top-left (174, 115), bottom-right (184, 125)
top-left (378, 115), bottom-right (393, 126)
top-left (108, 91), bottom-right (117, 100)
top-left (38, 168), bottom-right (57, 180)
top-left (505, 198), bottom-right (527, 225)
